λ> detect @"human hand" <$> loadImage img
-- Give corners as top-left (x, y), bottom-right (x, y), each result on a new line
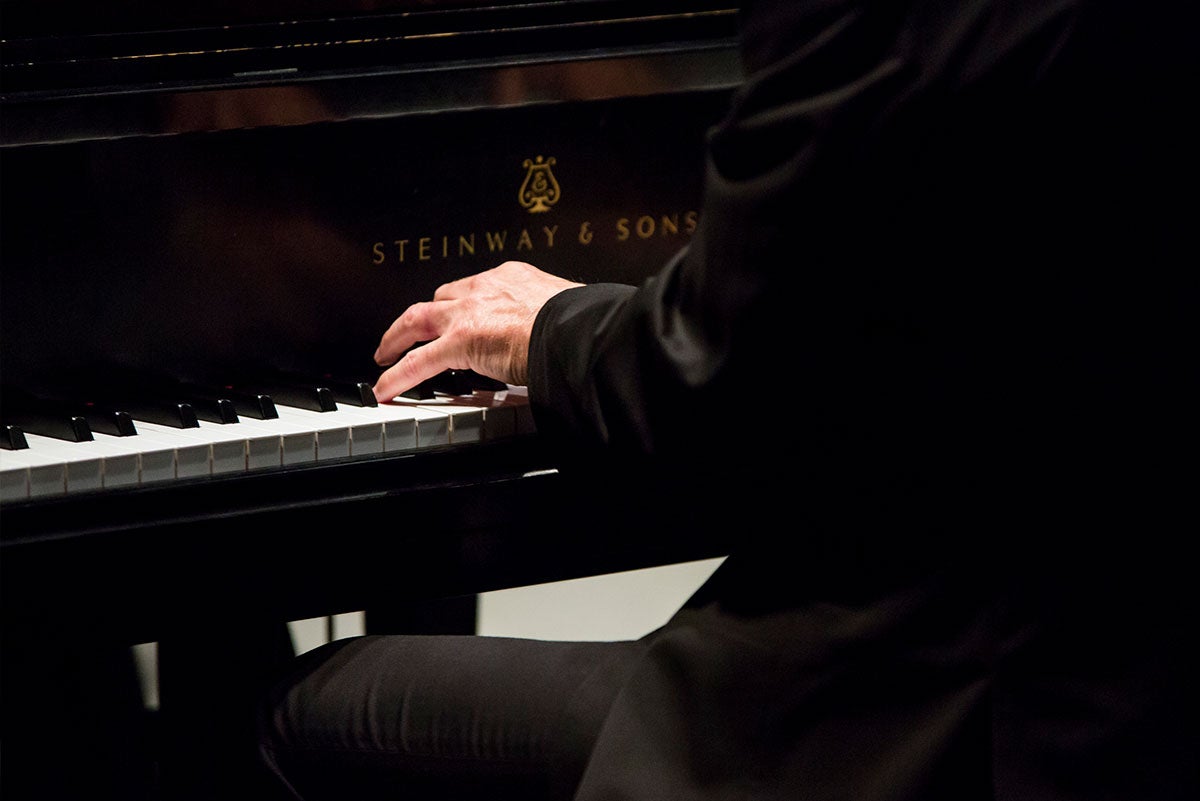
top-left (372, 260), bottom-right (583, 402)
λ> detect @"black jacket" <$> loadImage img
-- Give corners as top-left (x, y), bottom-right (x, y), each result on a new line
top-left (529, 1), bottom-right (1196, 798)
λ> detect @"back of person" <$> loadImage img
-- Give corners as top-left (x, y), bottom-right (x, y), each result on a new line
top-left (258, 1), bottom-right (1197, 799)
top-left (539, 1), bottom-right (1196, 798)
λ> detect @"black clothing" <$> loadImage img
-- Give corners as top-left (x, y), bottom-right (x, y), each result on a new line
top-left (260, 1), bottom-right (1198, 798)
top-left (259, 636), bottom-right (648, 800)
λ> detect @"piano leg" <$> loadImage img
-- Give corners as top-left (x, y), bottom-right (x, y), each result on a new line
top-left (364, 594), bottom-right (479, 636)
top-left (0, 626), bottom-right (155, 800)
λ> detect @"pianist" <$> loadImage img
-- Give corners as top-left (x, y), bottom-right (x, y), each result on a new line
top-left (255, 1), bottom-right (1196, 799)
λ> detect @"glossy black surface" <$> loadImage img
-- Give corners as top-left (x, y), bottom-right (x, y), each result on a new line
top-left (2, 94), bottom-right (735, 402)
top-left (1, 1), bottom-right (740, 144)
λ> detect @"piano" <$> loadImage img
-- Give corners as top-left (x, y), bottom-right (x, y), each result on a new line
top-left (0, 0), bottom-right (742, 641)
top-left (0, 6), bottom-right (743, 796)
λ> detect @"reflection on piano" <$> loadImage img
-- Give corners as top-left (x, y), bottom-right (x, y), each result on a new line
top-left (1, 0), bottom-right (740, 637)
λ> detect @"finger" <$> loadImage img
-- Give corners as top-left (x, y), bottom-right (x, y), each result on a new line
top-left (373, 300), bottom-right (449, 367)
top-left (372, 338), bottom-right (458, 402)
top-left (432, 273), bottom-right (476, 302)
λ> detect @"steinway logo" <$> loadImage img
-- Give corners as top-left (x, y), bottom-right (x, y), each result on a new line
top-left (519, 155), bottom-right (559, 213)
top-left (370, 155), bottom-right (698, 266)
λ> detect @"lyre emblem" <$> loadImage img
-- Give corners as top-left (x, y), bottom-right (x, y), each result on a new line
top-left (518, 155), bottom-right (560, 213)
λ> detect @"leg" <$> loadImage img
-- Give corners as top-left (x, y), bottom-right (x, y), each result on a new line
top-left (257, 634), bottom-right (646, 801)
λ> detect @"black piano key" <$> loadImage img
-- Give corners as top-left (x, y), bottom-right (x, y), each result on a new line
top-left (177, 395), bottom-right (240, 424)
top-left (68, 368), bottom-right (204, 428)
top-left (183, 384), bottom-right (278, 420)
top-left (233, 381), bottom-right (337, 412)
top-left (322, 379), bottom-right (376, 408)
top-left (399, 382), bottom-right (436, 401)
top-left (210, 397), bottom-right (240, 423)
top-left (274, 371), bottom-right (378, 408)
top-left (102, 397), bottom-right (199, 428)
top-left (0, 389), bottom-right (136, 438)
top-left (37, 397), bottom-right (139, 437)
top-left (1, 408), bottom-right (93, 442)
top-left (426, 370), bottom-right (473, 396)
top-left (2, 425), bottom-right (29, 450)
top-left (427, 369), bottom-right (506, 396)
top-left (465, 372), bottom-right (508, 392)
top-left (343, 381), bottom-right (378, 407)
top-left (75, 405), bottom-right (139, 437)
top-left (131, 389), bottom-right (237, 424)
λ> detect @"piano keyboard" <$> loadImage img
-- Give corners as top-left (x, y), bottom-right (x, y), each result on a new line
top-left (0, 380), bottom-right (534, 502)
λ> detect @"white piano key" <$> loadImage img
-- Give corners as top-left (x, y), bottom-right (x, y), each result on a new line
top-left (314, 403), bottom-right (432, 455)
top-left (134, 418), bottom-right (277, 477)
top-left (0, 446), bottom-right (62, 500)
top-left (222, 417), bottom-right (291, 469)
top-left (74, 433), bottom-right (141, 489)
top-left (28, 458), bottom-right (68, 497)
top-left (35, 431), bottom-right (143, 489)
top-left (418, 393), bottom-right (518, 441)
top-left (378, 399), bottom-right (461, 447)
top-left (127, 422), bottom-right (214, 479)
top-left (1, 438), bottom-right (68, 498)
top-left (212, 418), bottom-right (286, 471)
top-left (0, 383), bottom-right (539, 502)
top-left (270, 405), bottom-right (352, 461)
top-left (19, 432), bottom-right (106, 493)
top-left (283, 404), bottom-right (385, 457)
top-left (210, 434), bottom-right (252, 474)
top-left (232, 413), bottom-right (317, 466)
top-left (185, 418), bottom-right (285, 475)
top-left (121, 433), bottom-right (178, 484)
top-left (0, 449), bottom-right (32, 501)
top-left (375, 403), bottom-right (452, 450)
top-left (80, 428), bottom-right (177, 486)
top-left (153, 420), bottom-right (249, 475)
top-left (413, 399), bottom-right (484, 444)
top-left (348, 417), bottom-right (385, 456)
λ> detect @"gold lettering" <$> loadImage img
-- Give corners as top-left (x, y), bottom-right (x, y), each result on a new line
top-left (486, 231), bottom-right (508, 251)
top-left (372, 209), bottom-right (701, 266)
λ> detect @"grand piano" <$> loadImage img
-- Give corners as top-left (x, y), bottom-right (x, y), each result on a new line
top-left (2, 4), bottom-right (742, 796)
top-left (0, 0), bottom-right (742, 642)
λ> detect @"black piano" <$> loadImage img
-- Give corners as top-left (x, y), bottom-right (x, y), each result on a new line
top-left (1, 0), bottom-right (742, 636)
top-left (2, 3), bottom-right (742, 795)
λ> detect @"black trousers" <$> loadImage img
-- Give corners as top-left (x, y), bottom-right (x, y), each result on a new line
top-left (256, 634), bottom-right (648, 801)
